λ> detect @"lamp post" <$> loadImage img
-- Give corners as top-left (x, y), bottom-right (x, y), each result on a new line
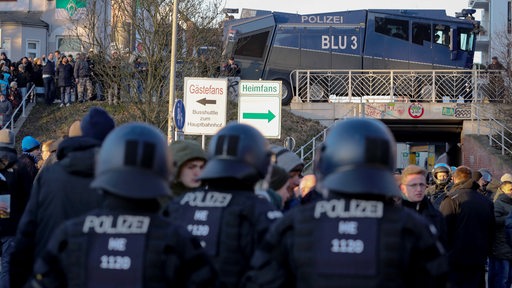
top-left (167, 0), bottom-right (179, 143)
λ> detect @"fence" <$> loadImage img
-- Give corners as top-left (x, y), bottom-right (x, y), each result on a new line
top-left (291, 69), bottom-right (509, 103)
top-left (471, 104), bottom-right (512, 156)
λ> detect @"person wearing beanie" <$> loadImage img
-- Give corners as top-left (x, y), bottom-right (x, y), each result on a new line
top-left (80, 107), bottom-right (115, 142)
top-left (10, 108), bottom-right (115, 287)
top-left (270, 145), bottom-right (304, 211)
top-left (0, 129), bottom-right (23, 288)
top-left (266, 165), bottom-right (289, 210)
top-left (169, 140), bottom-right (206, 197)
top-left (17, 136), bottom-right (41, 198)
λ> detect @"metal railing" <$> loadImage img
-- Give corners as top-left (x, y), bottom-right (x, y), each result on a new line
top-left (291, 69), bottom-right (509, 103)
top-left (294, 127), bottom-right (328, 172)
top-left (471, 103), bottom-right (512, 156)
top-left (4, 85), bottom-right (36, 130)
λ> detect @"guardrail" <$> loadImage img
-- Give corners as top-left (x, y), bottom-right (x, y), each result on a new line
top-left (472, 103), bottom-right (512, 156)
top-left (4, 85), bottom-right (36, 130)
top-left (291, 69), bottom-right (509, 103)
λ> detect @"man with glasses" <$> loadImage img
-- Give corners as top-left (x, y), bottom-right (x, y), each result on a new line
top-left (399, 165), bottom-right (446, 246)
top-left (440, 166), bottom-right (495, 288)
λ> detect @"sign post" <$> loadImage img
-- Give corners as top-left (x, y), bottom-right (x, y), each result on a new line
top-left (238, 80), bottom-right (281, 138)
top-left (173, 99), bottom-right (185, 140)
top-left (183, 78), bottom-right (227, 136)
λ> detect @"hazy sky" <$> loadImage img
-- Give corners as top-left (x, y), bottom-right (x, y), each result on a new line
top-left (221, 0), bottom-right (473, 18)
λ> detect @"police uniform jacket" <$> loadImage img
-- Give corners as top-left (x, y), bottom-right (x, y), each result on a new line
top-left (165, 185), bottom-right (282, 288)
top-left (243, 193), bottom-right (448, 288)
top-left (10, 136), bottom-right (102, 288)
top-left (492, 192), bottom-right (512, 260)
top-left (29, 196), bottom-right (219, 288)
top-left (439, 179), bottom-right (495, 267)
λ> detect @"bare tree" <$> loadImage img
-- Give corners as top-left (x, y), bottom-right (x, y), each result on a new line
top-left (66, 0), bottom-right (225, 129)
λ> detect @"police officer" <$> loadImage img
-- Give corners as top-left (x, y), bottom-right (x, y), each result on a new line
top-left (165, 123), bottom-right (282, 288)
top-left (243, 118), bottom-right (448, 288)
top-left (26, 123), bottom-right (219, 287)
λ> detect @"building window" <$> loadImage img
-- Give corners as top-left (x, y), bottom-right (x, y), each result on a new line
top-left (0, 38), bottom-right (11, 59)
top-left (26, 40), bottom-right (40, 59)
top-left (56, 37), bottom-right (81, 54)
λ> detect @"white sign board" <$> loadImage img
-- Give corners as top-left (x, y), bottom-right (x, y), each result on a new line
top-left (184, 77), bottom-right (227, 135)
top-left (238, 80), bottom-right (281, 138)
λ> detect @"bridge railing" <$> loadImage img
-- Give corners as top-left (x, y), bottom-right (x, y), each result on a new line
top-left (291, 69), bottom-right (510, 103)
top-left (472, 104), bottom-right (512, 156)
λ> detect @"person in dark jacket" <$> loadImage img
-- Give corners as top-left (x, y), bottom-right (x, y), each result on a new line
top-left (55, 56), bottom-right (74, 107)
top-left (165, 123), bottom-right (282, 288)
top-left (41, 53), bottom-right (56, 105)
top-left (17, 136), bottom-right (41, 197)
top-left (0, 93), bottom-right (13, 128)
top-left (399, 165), bottom-right (447, 246)
top-left (489, 173), bottom-right (512, 288)
top-left (15, 64), bottom-right (30, 102)
top-left (243, 119), bottom-right (447, 288)
top-left (26, 122), bottom-right (220, 288)
top-left (440, 166), bottom-right (495, 288)
top-left (74, 53), bottom-right (93, 102)
top-left (0, 129), bottom-right (24, 288)
top-left (10, 107), bottom-right (115, 288)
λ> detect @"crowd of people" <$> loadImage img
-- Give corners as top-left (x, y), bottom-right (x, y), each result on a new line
top-left (0, 49), bottom-right (152, 113)
top-left (0, 107), bottom-right (511, 287)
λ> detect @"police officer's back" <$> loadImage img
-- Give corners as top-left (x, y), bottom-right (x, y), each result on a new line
top-left (243, 118), bottom-right (448, 288)
top-left (27, 123), bottom-right (218, 287)
top-left (165, 123), bottom-right (282, 288)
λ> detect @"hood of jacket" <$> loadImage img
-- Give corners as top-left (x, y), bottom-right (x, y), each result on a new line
top-left (56, 136), bottom-right (100, 176)
top-left (0, 147), bottom-right (17, 170)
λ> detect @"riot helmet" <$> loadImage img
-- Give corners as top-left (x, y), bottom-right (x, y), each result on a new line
top-left (432, 163), bottom-right (451, 185)
top-left (479, 168), bottom-right (492, 183)
top-left (315, 118), bottom-right (400, 197)
top-left (199, 123), bottom-right (270, 183)
top-left (91, 122), bottom-right (172, 199)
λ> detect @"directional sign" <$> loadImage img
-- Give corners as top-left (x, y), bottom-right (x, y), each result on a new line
top-left (238, 80), bottom-right (281, 138)
top-left (173, 99), bottom-right (185, 131)
top-left (184, 78), bottom-right (227, 135)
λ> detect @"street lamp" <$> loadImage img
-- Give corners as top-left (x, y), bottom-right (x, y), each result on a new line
top-left (168, 0), bottom-right (179, 143)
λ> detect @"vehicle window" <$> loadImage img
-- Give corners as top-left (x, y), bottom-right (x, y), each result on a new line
top-left (234, 31), bottom-right (270, 58)
top-left (375, 16), bottom-right (409, 41)
top-left (459, 28), bottom-right (474, 51)
top-left (412, 22), bottom-right (431, 45)
top-left (433, 24), bottom-right (450, 46)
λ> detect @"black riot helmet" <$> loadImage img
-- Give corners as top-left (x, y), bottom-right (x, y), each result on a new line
top-left (199, 122), bottom-right (270, 183)
top-left (91, 122), bottom-right (172, 199)
top-left (315, 118), bottom-right (400, 197)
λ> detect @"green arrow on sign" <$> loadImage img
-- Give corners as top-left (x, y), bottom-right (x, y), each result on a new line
top-left (243, 110), bottom-right (276, 123)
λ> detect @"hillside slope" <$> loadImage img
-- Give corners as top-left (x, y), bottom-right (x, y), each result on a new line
top-left (15, 100), bottom-right (326, 151)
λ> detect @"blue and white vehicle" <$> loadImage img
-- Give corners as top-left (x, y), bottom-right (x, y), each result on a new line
top-left (222, 9), bottom-right (479, 104)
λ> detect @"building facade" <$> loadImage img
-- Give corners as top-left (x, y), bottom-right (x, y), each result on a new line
top-left (469, 0), bottom-right (511, 65)
top-left (0, 0), bottom-right (111, 62)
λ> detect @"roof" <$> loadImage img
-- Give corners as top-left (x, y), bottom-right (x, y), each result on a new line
top-left (0, 11), bottom-right (48, 28)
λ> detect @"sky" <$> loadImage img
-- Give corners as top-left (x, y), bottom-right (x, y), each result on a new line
top-left (220, 0), bottom-right (474, 19)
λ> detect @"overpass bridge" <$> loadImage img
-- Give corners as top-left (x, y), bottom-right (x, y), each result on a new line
top-left (287, 69), bottom-right (512, 175)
